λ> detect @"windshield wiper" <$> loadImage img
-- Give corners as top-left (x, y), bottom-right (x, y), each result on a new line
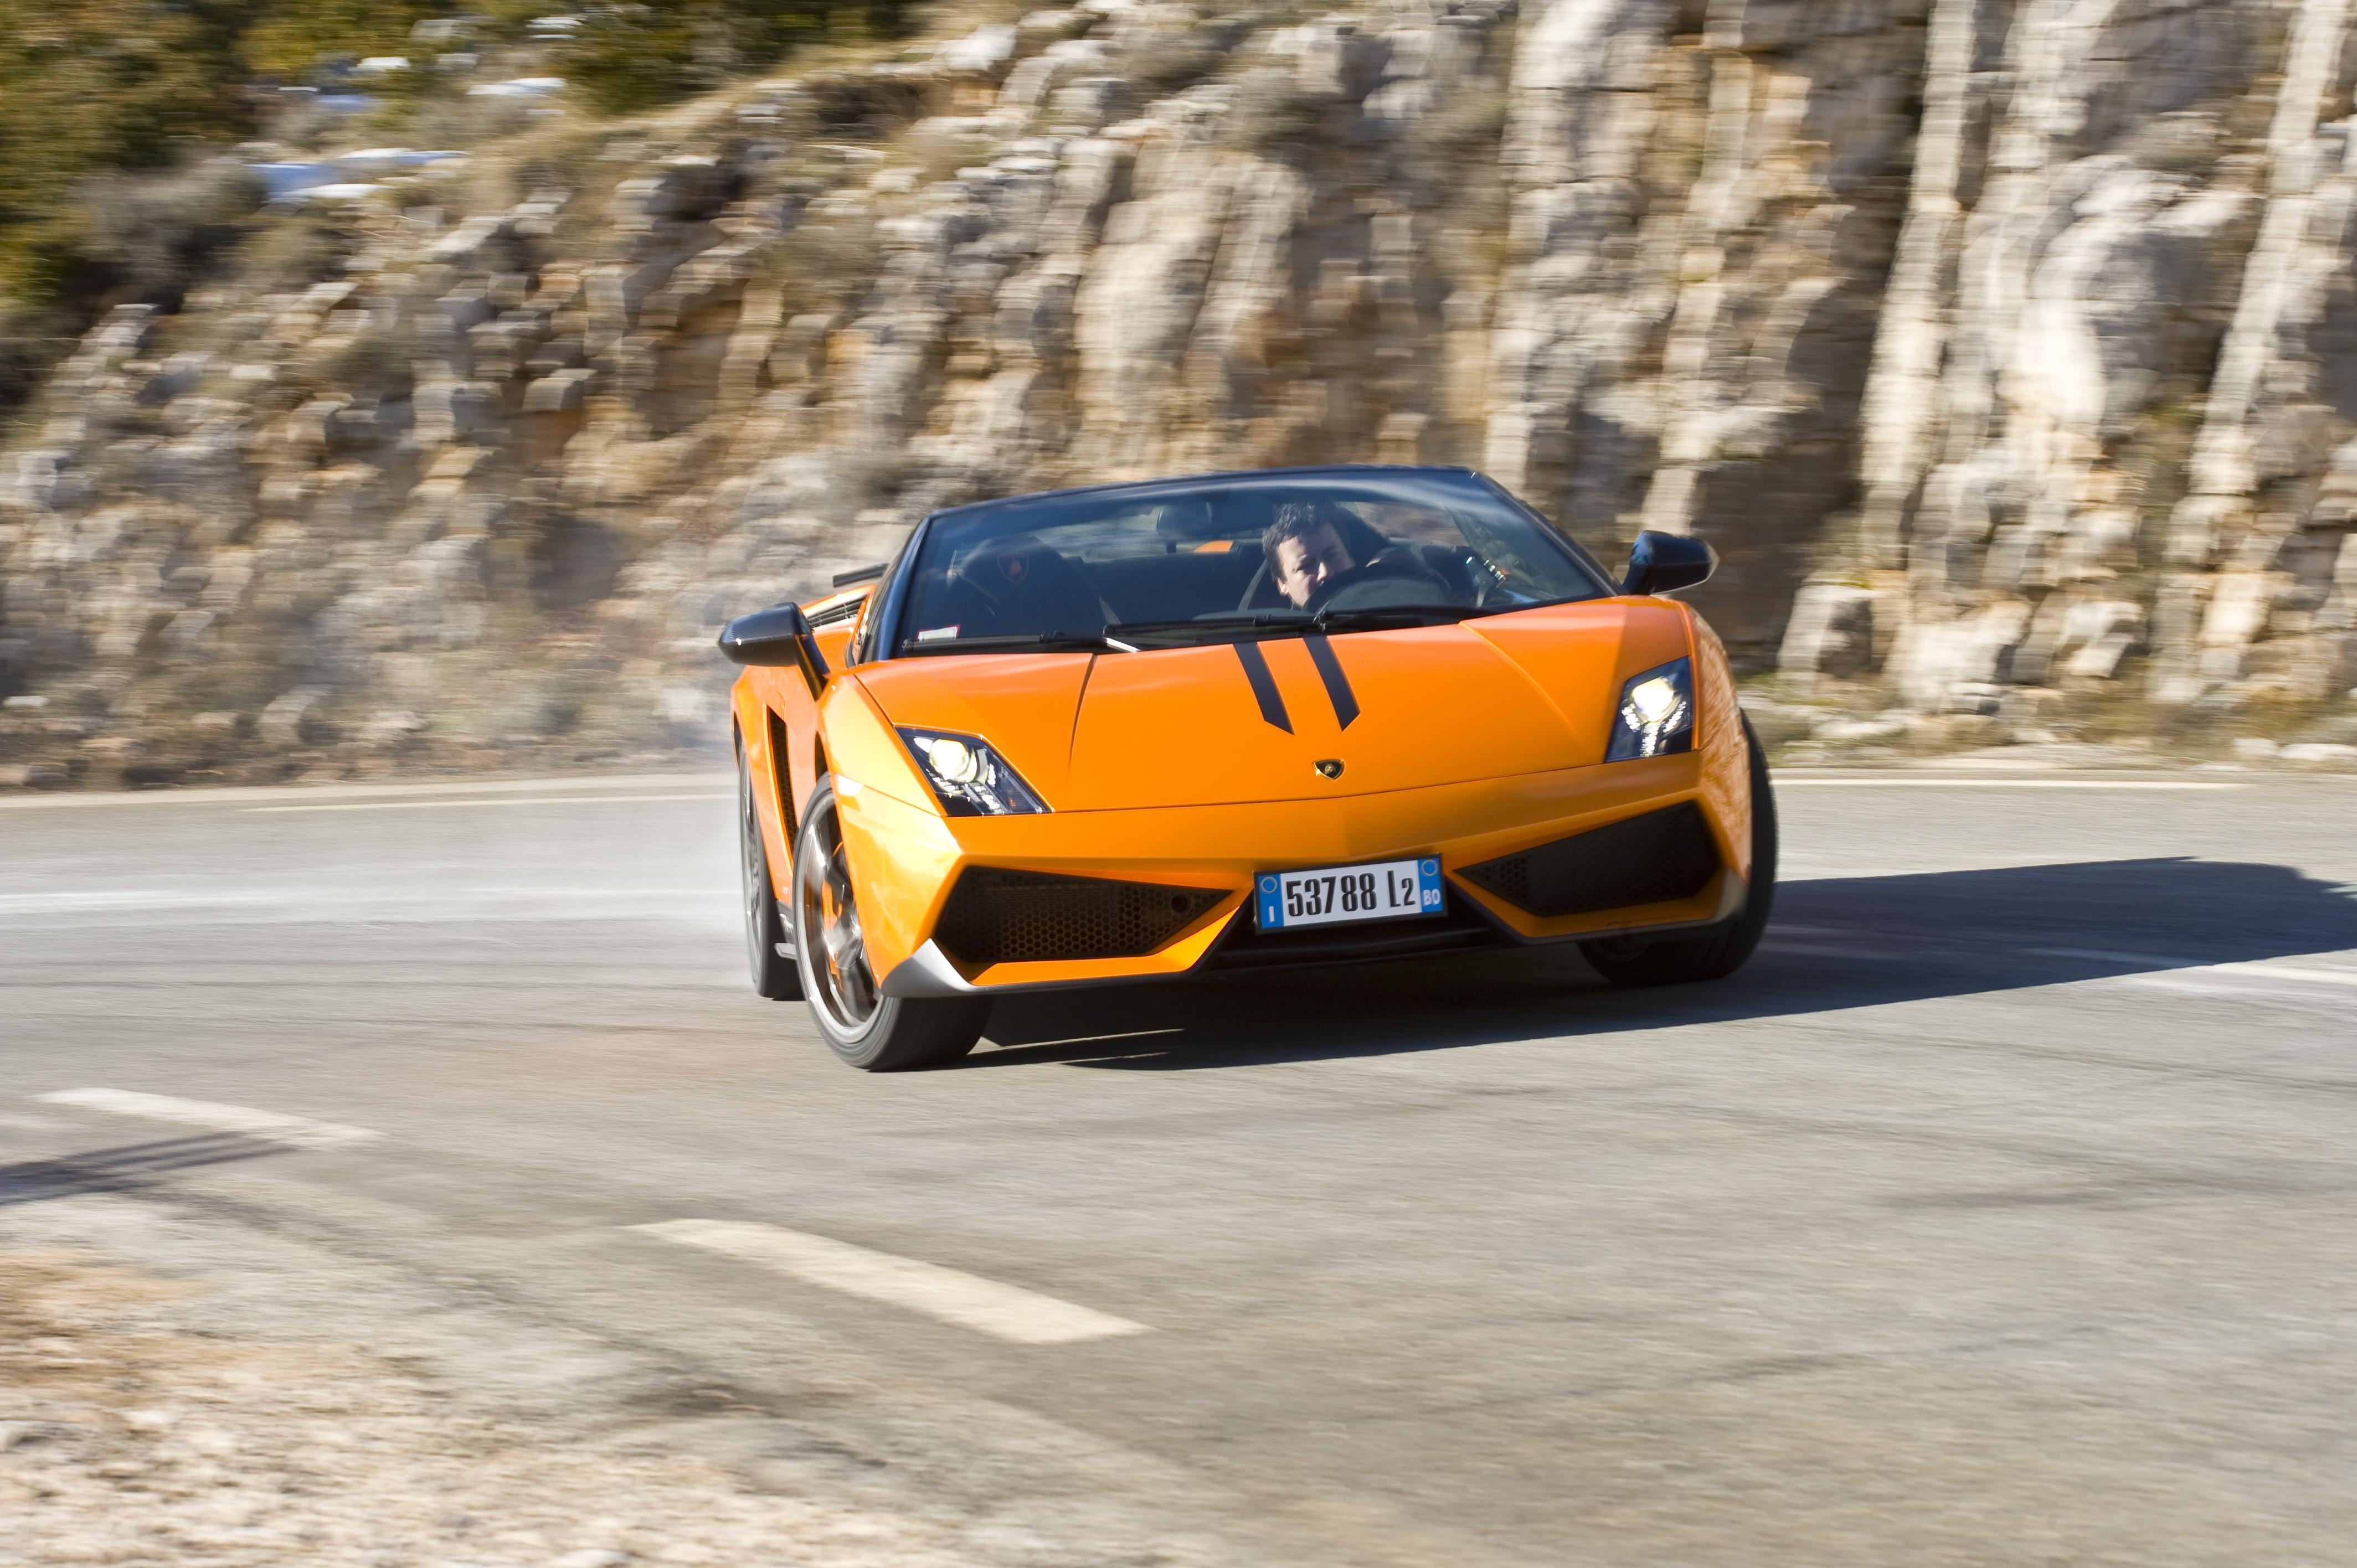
top-left (1103, 613), bottom-right (1310, 644)
top-left (1308, 604), bottom-right (1471, 630)
top-left (897, 631), bottom-right (1138, 656)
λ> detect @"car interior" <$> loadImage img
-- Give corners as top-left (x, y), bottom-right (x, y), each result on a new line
top-left (902, 497), bottom-right (1506, 643)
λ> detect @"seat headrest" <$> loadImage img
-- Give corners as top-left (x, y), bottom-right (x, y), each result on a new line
top-left (951, 535), bottom-right (1103, 629)
top-left (1152, 499), bottom-right (1222, 540)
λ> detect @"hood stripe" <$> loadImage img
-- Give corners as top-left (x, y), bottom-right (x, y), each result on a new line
top-left (1232, 642), bottom-right (1292, 733)
top-left (1303, 635), bottom-right (1359, 729)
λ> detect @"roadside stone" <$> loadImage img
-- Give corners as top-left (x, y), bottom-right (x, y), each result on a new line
top-left (1814, 713), bottom-right (1917, 745)
top-left (1735, 697), bottom-right (1824, 750)
top-left (257, 687), bottom-right (333, 746)
top-left (1777, 584), bottom-right (1881, 680)
top-left (359, 709), bottom-right (428, 746)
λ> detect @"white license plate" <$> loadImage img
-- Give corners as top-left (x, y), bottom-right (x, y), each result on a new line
top-left (1255, 857), bottom-right (1444, 931)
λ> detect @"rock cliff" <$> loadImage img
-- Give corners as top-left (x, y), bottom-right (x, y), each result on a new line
top-left (4, 0), bottom-right (2356, 787)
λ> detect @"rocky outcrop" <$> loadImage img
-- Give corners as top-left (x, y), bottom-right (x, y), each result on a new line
top-left (3, 0), bottom-right (2355, 787)
top-left (1815, 0), bottom-right (2357, 726)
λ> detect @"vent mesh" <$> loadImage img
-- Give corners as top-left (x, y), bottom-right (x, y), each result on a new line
top-left (1458, 802), bottom-right (1720, 917)
top-left (935, 869), bottom-right (1227, 966)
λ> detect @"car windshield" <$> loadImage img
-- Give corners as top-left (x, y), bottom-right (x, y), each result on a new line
top-left (886, 470), bottom-right (1613, 657)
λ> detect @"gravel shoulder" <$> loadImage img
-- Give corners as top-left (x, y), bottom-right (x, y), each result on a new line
top-left (0, 1241), bottom-right (972, 1568)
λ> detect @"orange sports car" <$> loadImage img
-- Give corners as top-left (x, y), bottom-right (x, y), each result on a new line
top-left (722, 465), bottom-right (1775, 1070)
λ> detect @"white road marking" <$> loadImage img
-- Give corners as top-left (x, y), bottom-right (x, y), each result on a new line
top-left (2221, 965), bottom-right (2357, 987)
top-left (1777, 778), bottom-right (2245, 790)
top-left (37, 1088), bottom-right (382, 1149)
top-left (0, 772), bottom-right (723, 812)
top-left (245, 792), bottom-right (729, 814)
top-left (634, 1219), bottom-right (1150, 1345)
top-left (0, 889), bottom-right (284, 914)
top-left (977, 1027), bottom-right (1184, 1055)
top-left (0, 886), bottom-right (712, 920)
top-left (2037, 948), bottom-right (2357, 988)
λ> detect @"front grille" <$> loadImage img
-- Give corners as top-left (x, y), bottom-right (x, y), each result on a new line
top-left (1458, 802), bottom-right (1720, 917)
top-left (934, 868), bottom-right (1227, 966)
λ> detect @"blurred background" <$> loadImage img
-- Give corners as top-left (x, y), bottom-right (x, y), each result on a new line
top-left (3, 0), bottom-right (2356, 789)
top-left (8, 11), bottom-right (2357, 1559)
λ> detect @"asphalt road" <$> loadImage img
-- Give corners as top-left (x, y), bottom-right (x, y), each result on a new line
top-left (5, 767), bottom-right (2357, 1566)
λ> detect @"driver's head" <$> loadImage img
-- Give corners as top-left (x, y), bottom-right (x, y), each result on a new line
top-left (1264, 501), bottom-right (1358, 608)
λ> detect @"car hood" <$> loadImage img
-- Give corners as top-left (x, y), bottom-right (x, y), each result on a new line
top-left (850, 601), bottom-right (1692, 811)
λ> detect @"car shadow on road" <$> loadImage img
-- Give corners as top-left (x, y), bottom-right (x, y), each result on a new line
top-left (0, 1134), bottom-right (284, 1205)
top-left (963, 858), bottom-right (2357, 1071)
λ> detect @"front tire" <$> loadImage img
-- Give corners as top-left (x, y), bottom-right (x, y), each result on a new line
top-left (1581, 714), bottom-right (1778, 987)
top-left (738, 734), bottom-right (802, 1000)
top-left (791, 777), bottom-right (990, 1070)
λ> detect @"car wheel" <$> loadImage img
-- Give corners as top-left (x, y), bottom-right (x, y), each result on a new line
top-left (791, 777), bottom-right (990, 1070)
top-left (1581, 714), bottom-right (1778, 988)
top-left (738, 734), bottom-right (802, 1000)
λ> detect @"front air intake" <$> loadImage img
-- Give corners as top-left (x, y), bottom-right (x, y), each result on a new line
top-left (934, 869), bottom-right (1227, 966)
top-left (1457, 802), bottom-right (1721, 917)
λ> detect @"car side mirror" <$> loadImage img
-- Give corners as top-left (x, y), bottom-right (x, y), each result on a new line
top-left (1622, 530), bottom-right (1716, 597)
top-left (719, 603), bottom-right (830, 698)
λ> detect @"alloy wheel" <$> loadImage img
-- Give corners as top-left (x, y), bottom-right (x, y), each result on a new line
top-left (739, 752), bottom-right (769, 969)
top-left (797, 801), bottom-right (878, 1030)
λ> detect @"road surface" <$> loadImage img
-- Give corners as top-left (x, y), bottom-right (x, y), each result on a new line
top-left (4, 767), bottom-right (2356, 1565)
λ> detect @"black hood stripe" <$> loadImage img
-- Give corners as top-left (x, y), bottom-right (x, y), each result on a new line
top-left (1303, 635), bottom-right (1359, 729)
top-left (1232, 642), bottom-right (1292, 733)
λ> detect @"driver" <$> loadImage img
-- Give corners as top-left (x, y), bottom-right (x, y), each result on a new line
top-left (1263, 500), bottom-right (1448, 609)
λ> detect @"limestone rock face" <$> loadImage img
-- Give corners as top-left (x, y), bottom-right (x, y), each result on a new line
top-left (1835, 0), bottom-right (2357, 716)
top-left (3, 0), bottom-right (2355, 783)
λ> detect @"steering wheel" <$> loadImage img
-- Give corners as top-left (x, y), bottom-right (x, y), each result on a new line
top-left (1310, 553), bottom-right (1466, 613)
top-left (1238, 548), bottom-right (1469, 615)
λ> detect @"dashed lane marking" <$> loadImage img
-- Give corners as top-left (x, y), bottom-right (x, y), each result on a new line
top-left (244, 792), bottom-right (730, 814)
top-left (37, 1089), bottom-right (383, 1149)
top-left (633, 1219), bottom-right (1151, 1345)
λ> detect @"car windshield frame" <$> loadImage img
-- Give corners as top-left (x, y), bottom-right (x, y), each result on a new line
top-left (864, 467), bottom-right (1616, 663)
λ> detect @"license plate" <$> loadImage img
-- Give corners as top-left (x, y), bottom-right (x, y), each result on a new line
top-left (1255, 857), bottom-right (1444, 931)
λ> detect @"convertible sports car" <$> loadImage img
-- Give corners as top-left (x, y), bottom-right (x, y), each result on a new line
top-left (722, 465), bottom-right (1775, 1070)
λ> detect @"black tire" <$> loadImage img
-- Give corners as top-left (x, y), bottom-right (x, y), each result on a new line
top-left (791, 777), bottom-right (991, 1070)
top-left (739, 734), bottom-right (803, 1000)
top-left (1581, 715), bottom-right (1778, 987)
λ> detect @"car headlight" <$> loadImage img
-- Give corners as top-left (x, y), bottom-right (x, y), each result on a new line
top-left (897, 729), bottom-right (1049, 816)
top-left (1605, 658), bottom-right (1695, 761)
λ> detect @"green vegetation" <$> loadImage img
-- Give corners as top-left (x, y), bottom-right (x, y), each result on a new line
top-left (1, 1), bottom-right (912, 298)
top-left (238, 0), bottom-right (451, 79)
top-left (0, 0), bottom-right (909, 419)
top-left (564, 2), bottom-right (910, 116)
top-left (0, 1), bottom-right (250, 304)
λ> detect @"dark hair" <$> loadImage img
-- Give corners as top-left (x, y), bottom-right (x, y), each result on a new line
top-left (1262, 499), bottom-right (1356, 571)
